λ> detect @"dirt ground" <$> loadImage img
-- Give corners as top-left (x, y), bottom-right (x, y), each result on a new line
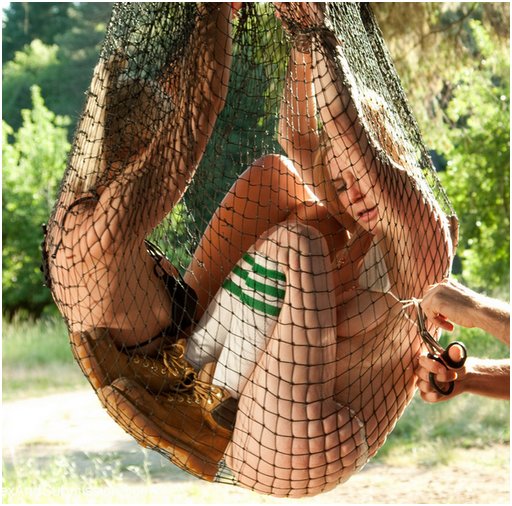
top-left (3, 388), bottom-right (510, 504)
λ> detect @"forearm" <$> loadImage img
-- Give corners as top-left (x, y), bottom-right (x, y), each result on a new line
top-left (462, 359), bottom-right (510, 399)
top-left (420, 280), bottom-right (511, 344)
top-left (175, 3), bottom-right (232, 159)
top-left (278, 47), bottom-right (319, 166)
top-left (103, 4), bottom-right (233, 238)
top-left (475, 298), bottom-right (510, 345)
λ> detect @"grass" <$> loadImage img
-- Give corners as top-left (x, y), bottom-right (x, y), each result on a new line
top-left (2, 454), bottom-right (119, 504)
top-left (374, 393), bottom-right (510, 467)
top-left (2, 312), bottom-right (71, 364)
top-left (2, 314), bottom-right (510, 503)
top-left (2, 444), bottom-right (191, 505)
top-left (373, 326), bottom-right (510, 466)
top-left (2, 453), bottom-right (264, 505)
top-left (2, 314), bottom-right (87, 400)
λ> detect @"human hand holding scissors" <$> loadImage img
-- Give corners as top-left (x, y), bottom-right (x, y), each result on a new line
top-left (414, 300), bottom-right (468, 396)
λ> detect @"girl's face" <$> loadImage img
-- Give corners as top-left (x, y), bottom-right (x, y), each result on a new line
top-left (324, 139), bottom-right (383, 233)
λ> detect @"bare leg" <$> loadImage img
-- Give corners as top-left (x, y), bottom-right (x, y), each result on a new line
top-left (224, 221), bottom-right (367, 497)
top-left (186, 153), bottom-right (315, 315)
top-left (93, 3), bottom-right (234, 248)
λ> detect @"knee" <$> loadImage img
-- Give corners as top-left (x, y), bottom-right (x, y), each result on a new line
top-left (252, 153), bottom-right (291, 171)
top-left (266, 219), bottom-right (322, 244)
top-left (273, 221), bottom-right (329, 261)
top-left (277, 407), bottom-right (367, 497)
top-left (253, 220), bottom-right (330, 276)
top-left (244, 154), bottom-right (297, 187)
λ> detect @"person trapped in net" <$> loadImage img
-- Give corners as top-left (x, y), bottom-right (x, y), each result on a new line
top-left (43, 3), bottom-right (234, 355)
top-left (44, 1), bottom-right (457, 498)
top-left (415, 279), bottom-right (509, 401)
top-left (42, 3), bottom-right (241, 481)
top-left (181, 2), bottom-right (456, 495)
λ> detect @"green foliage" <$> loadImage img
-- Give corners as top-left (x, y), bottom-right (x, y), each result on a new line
top-left (2, 40), bottom-right (61, 131)
top-left (437, 20), bottom-right (510, 291)
top-left (149, 202), bottom-right (198, 274)
top-left (2, 3), bottom-right (113, 131)
top-left (2, 86), bottom-right (71, 316)
top-left (2, 2), bottom-right (75, 62)
top-left (374, 3), bottom-right (509, 137)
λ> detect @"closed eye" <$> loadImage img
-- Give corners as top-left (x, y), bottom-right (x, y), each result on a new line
top-left (334, 178), bottom-right (347, 192)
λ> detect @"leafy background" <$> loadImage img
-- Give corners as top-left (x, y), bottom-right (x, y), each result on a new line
top-left (2, 3), bottom-right (509, 502)
top-left (2, 2), bottom-right (509, 317)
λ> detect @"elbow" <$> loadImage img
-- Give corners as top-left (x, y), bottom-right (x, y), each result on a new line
top-left (422, 209), bottom-right (456, 285)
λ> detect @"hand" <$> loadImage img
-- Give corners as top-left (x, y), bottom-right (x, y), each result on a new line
top-left (420, 279), bottom-right (484, 332)
top-left (274, 2), bottom-right (325, 32)
top-left (415, 345), bottom-right (467, 403)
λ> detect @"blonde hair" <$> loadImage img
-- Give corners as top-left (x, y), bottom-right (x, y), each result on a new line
top-left (360, 88), bottom-right (415, 171)
top-left (311, 129), bottom-right (339, 211)
top-left (308, 89), bottom-right (416, 230)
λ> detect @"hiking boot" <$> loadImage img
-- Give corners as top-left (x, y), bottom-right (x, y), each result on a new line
top-left (98, 375), bottom-right (234, 481)
top-left (69, 329), bottom-right (195, 394)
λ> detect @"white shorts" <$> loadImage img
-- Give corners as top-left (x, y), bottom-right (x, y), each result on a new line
top-left (185, 251), bottom-right (286, 398)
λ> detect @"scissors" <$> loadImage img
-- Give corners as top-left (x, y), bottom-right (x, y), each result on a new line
top-left (414, 300), bottom-right (467, 396)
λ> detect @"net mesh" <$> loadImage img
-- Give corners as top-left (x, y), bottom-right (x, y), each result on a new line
top-left (43, 2), bottom-right (457, 498)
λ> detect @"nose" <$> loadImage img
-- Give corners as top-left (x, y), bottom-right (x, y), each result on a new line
top-left (345, 172), bottom-right (365, 204)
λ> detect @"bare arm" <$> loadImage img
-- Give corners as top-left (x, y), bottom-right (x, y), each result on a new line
top-left (381, 163), bottom-right (454, 299)
top-left (278, 47), bottom-right (319, 176)
top-left (160, 2), bottom-right (233, 174)
top-left (421, 280), bottom-right (510, 345)
top-left (462, 359), bottom-right (510, 399)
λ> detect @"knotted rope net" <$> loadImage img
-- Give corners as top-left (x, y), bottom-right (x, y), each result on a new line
top-left (43, 2), bottom-right (457, 498)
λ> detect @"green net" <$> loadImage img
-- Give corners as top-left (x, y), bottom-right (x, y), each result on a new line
top-left (43, 2), bottom-right (457, 498)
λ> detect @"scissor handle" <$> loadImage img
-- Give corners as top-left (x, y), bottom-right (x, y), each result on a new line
top-left (441, 341), bottom-right (467, 369)
top-left (427, 341), bottom-right (468, 396)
